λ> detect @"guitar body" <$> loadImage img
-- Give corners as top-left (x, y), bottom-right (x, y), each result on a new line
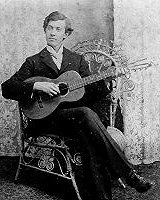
top-left (21, 71), bottom-right (85, 119)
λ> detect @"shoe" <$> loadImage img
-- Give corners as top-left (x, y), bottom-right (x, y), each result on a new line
top-left (126, 170), bottom-right (155, 193)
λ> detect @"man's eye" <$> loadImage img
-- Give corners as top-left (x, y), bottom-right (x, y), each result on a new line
top-left (47, 26), bottom-right (52, 31)
top-left (56, 28), bottom-right (62, 31)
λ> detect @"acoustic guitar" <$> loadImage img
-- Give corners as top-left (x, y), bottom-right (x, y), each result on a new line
top-left (20, 68), bottom-right (117, 119)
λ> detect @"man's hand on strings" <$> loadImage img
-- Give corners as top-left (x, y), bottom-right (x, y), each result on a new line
top-left (33, 82), bottom-right (60, 96)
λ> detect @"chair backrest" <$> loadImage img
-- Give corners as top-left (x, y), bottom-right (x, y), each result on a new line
top-left (72, 39), bottom-right (124, 129)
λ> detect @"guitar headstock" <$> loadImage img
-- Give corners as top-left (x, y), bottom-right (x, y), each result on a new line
top-left (127, 57), bottom-right (153, 72)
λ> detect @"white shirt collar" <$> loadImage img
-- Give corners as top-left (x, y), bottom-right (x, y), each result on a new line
top-left (46, 45), bottom-right (63, 70)
top-left (46, 45), bottom-right (63, 59)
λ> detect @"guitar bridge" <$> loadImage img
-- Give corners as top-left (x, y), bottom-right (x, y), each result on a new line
top-left (37, 95), bottom-right (43, 108)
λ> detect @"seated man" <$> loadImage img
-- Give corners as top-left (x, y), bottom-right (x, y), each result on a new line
top-left (1, 11), bottom-right (154, 200)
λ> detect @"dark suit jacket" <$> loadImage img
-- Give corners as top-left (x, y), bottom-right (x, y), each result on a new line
top-left (2, 47), bottom-right (109, 105)
top-left (1, 47), bottom-right (111, 132)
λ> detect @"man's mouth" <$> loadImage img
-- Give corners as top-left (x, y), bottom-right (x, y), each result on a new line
top-left (49, 38), bottom-right (57, 41)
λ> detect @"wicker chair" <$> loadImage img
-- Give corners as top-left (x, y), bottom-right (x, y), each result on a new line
top-left (15, 105), bottom-right (83, 200)
top-left (14, 39), bottom-right (126, 200)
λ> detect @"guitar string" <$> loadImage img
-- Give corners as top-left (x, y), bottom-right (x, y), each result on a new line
top-left (66, 69), bottom-right (115, 92)
top-left (58, 62), bottom-right (150, 93)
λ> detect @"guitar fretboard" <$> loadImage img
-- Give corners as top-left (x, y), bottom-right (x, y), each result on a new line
top-left (69, 68), bottom-right (116, 91)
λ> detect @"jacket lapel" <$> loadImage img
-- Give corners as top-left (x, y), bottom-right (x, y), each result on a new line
top-left (40, 48), bottom-right (59, 74)
top-left (60, 47), bottom-right (72, 73)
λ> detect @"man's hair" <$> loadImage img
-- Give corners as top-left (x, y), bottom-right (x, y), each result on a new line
top-left (43, 11), bottom-right (73, 35)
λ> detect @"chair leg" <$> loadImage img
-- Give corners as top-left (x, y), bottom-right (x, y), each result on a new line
top-left (65, 149), bottom-right (82, 200)
top-left (14, 155), bottom-right (23, 183)
top-left (70, 171), bottom-right (83, 200)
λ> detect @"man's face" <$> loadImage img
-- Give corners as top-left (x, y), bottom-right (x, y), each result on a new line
top-left (45, 20), bottom-right (68, 50)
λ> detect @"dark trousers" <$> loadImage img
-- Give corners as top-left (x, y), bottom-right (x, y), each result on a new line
top-left (37, 106), bottom-right (134, 200)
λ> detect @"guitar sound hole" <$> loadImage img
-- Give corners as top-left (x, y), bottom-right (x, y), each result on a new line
top-left (59, 82), bottom-right (68, 96)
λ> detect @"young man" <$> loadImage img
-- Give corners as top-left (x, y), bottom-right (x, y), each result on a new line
top-left (1, 11), bottom-right (154, 200)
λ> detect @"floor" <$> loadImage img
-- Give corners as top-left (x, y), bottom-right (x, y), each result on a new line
top-left (0, 156), bottom-right (159, 200)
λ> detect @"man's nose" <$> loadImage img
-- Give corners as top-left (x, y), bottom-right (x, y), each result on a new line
top-left (50, 28), bottom-right (56, 36)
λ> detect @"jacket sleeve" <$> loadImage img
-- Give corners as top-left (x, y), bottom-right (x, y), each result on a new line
top-left (1, 57), bottom-right (35, 102)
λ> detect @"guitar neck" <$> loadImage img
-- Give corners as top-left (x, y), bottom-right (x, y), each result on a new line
top-left (69, 68), bottom-right (116, 91)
